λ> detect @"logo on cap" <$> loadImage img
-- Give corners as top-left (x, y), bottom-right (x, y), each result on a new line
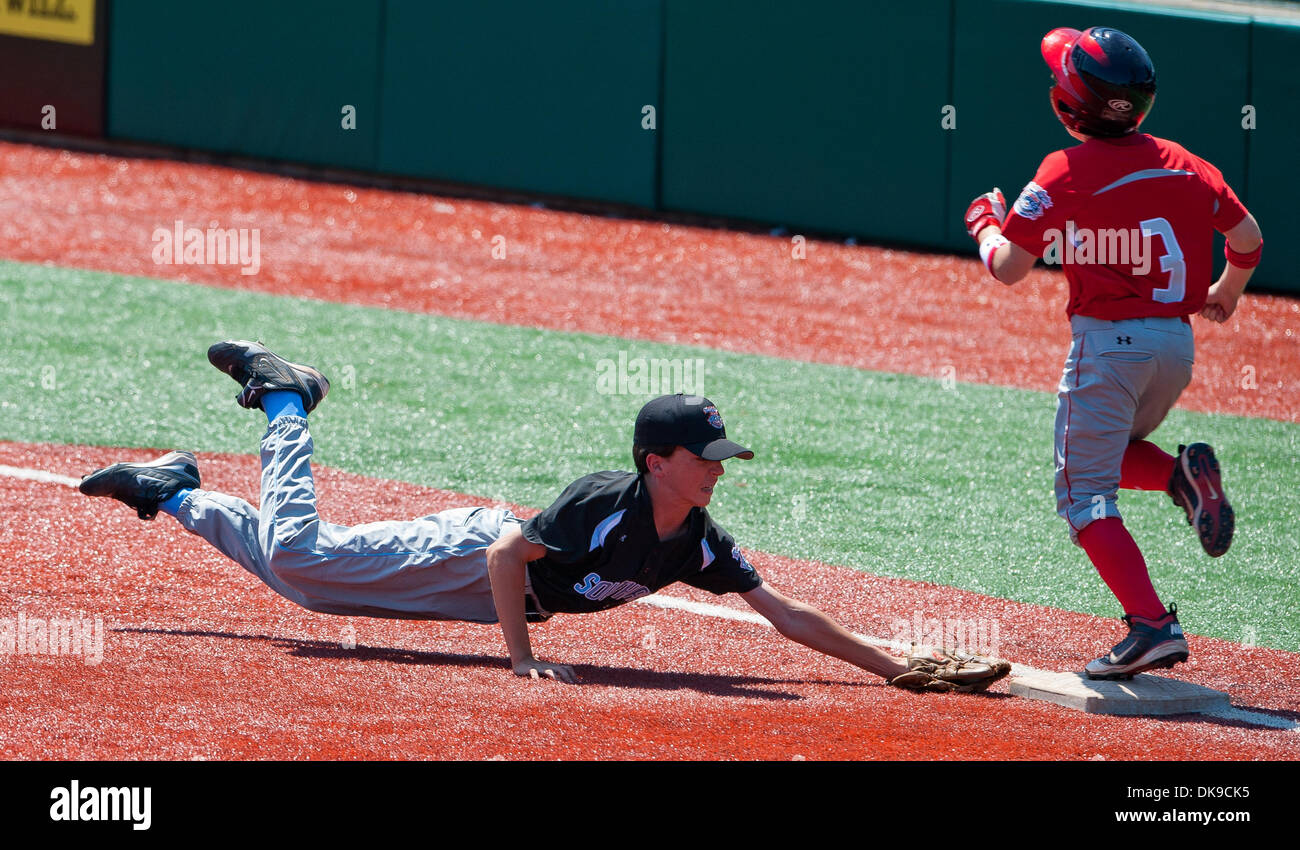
top-left (703, 405), bottom-right (724, 430)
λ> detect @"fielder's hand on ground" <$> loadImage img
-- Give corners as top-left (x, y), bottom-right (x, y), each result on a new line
top-left (887, 648), bottom-right (1012, 694)
top-left (514, 657), bottom-right (580, 684)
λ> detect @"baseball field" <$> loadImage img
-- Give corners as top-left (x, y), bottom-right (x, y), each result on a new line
top-left (1, 140), bottom-right (1297, 760)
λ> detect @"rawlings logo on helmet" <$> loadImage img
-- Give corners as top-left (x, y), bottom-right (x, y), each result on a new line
top-left (1042, 26), bottom-right (1156, 138)
top-left (1013, 182), bottom-right (1054, 221)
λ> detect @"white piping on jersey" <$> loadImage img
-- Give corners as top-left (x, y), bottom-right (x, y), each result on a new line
top-left (699, 538), bottom-right (715, 571)
top-left (1092, 168), bottom-right (1193, 196)
top-left (588, 509), bottom-right (627, 552)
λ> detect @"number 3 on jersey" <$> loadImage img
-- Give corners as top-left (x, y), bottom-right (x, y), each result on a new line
top-left (1140, 217), bottom-right (1186, 304)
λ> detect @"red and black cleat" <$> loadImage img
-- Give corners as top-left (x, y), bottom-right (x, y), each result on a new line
top-left (1168, 443), bottom-right (1234, 557)
top-left (1085, 604), bottom-right (1189, 680)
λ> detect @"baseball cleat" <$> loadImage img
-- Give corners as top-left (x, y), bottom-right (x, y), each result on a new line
top-left (79, 451), bottom-right (200, 521)
top-left (1168, 443), bottom-right (1233, 557)
top-left (207, 340), bottom-right (330, 414)
top-left (1084, 604), bottom-right (1188, 680)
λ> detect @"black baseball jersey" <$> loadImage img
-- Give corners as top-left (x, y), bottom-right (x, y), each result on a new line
top-left (522, 471), bottom-right (763, 615)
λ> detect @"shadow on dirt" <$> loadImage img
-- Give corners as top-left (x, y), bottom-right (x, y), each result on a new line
top-left (110, 625), bottom-right (1020, 702)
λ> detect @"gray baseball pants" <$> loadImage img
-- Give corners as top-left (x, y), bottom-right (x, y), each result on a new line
top-left (1054, 314), bottom-right (1194, 540)
top-left (174, 415), bottom-right (526, 623)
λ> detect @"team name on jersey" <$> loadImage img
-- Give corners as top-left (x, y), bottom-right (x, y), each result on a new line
top-left (573, 572), bottom-right (652, 602)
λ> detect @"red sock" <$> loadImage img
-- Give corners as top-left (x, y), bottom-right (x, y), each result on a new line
top-left (1120, 440), bottom-right (1176, 491)
top-left (1077, 518), bottom-right (1165, 621)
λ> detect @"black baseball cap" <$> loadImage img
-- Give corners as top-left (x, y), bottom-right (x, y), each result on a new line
top-left (633, 394), bottom-right (754, 461)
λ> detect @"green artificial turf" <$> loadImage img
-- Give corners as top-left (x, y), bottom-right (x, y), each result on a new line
top-left (3, 260), bottom-right (1296, 651)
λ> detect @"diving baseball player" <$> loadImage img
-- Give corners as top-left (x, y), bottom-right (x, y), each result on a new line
top-left (963, 26), bottom-right (1262, 679)
top-left (79, 340), bottom-right (1010, 692)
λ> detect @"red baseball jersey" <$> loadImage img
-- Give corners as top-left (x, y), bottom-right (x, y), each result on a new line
top-left (1001, 134), bottom-right (1247, 319)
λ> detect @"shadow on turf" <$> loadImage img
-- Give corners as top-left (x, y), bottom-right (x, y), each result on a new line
top-left (116, 626), bottom-right (1015, 701)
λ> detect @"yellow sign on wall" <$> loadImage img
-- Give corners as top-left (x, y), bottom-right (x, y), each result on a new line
top-left (0, 0), bottom-right (95, 46)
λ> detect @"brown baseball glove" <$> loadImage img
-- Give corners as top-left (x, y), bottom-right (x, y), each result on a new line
top-left (887, 648), bottom-right (1013, 694)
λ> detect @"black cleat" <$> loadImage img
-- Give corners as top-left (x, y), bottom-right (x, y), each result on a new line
top-left (79, 451), bottom-right (200, 520)
top-left (1085, 604), bottom-right (1189, 680)
top-left (207, 340), bottom-right (330, 414)
top-left (1169, 443), bottom-right (1234, 557)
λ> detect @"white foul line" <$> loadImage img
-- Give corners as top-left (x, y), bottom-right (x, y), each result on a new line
top-left (642, 594), bottom-right (1043, 677)
top-left (0, 464), bottom-right (80, 487)
top-left (641, 593), bottom-right (916, 652)
top-left (0, 463), bottom-right (1293, 732)
top-left (637, 594), bottom-right (1296, 732)
top-left (1200, 706), bottom-right (1299, 731)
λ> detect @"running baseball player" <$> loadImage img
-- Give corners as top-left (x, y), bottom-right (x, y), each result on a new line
top-left (963, 26), bottom-right (1262, 679)
top-left (79, 340), bottom-right (1010, 692)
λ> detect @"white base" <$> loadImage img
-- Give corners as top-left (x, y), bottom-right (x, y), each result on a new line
top-left (1008, 670), bottom-right (1230, 716)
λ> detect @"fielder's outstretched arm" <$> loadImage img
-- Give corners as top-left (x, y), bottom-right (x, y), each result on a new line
top-left (741, 583), bottom-right (908, 680)
top-left (486, 525), bottom-right (578, 683)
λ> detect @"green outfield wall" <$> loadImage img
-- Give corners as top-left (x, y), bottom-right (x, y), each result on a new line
top-left (376, 0), bottom-right (661, 206)
top-left (91, 0), bottom-right (1299, 293)
top-left (1243, 17), bottom-right (1300, 292)
top-left (107, 0), bottom-right (383, 170)
top-left (660, 0), bottom-right (951, 245)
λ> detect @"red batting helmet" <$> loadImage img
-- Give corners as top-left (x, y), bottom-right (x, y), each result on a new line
top-left (1041, 26), bottom-right (1156, 138)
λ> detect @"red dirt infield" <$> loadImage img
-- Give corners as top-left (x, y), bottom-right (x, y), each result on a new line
top-left (2, 441), bottom-right (1296, 760)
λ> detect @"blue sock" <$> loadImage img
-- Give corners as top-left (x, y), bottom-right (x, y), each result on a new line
top-left (262, 390), bottom-right (306, 422)
top-left (158, 488), bottom-right (192, 518)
